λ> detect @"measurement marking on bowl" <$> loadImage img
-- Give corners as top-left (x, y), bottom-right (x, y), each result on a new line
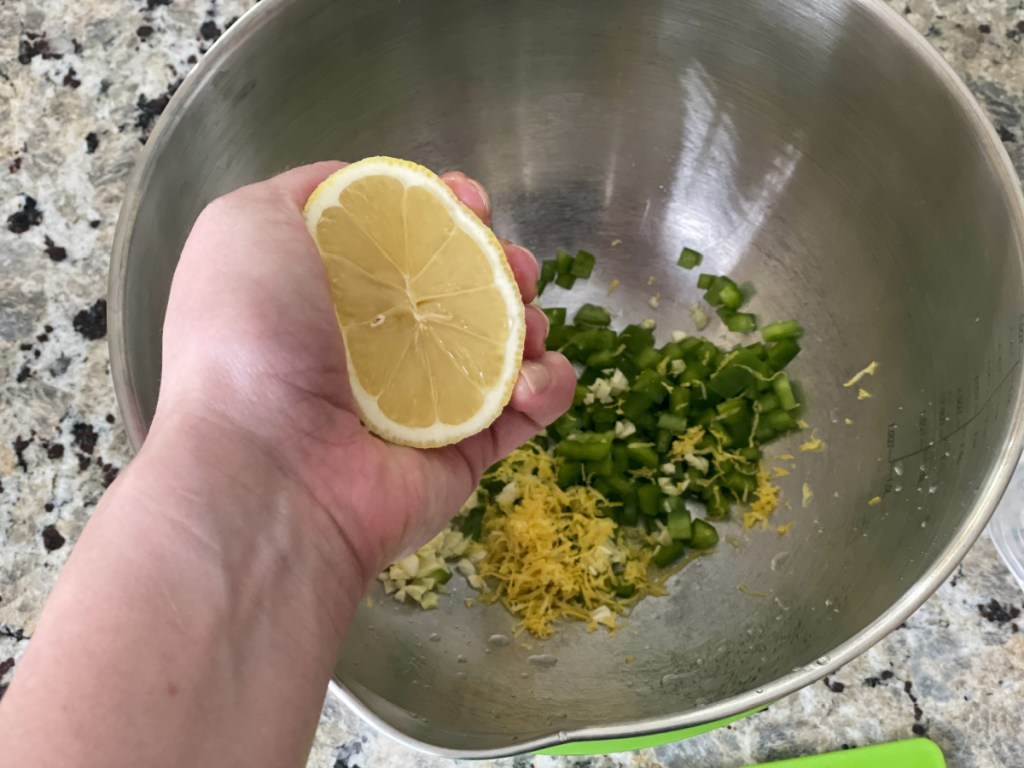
top-left (882, 322), bottom-right (1023, 500)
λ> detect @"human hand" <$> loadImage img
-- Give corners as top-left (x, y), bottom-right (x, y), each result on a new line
top-left (0, 162), bottom-right (574, 767)
top-left (152, 161), bottom-right (576, 581)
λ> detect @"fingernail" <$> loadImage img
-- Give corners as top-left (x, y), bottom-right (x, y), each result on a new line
top-left (539, 306), bottom-right (550, 337)
top-left (467, 178), bottom-right (491, 214)
top-left (517, 361), bottom-right (552, 397)
top-left (518, 244), bottom-right (539, 274)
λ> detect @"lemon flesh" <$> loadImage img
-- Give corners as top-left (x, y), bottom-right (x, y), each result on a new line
top-left (304, 157), bottom-right (525, 447)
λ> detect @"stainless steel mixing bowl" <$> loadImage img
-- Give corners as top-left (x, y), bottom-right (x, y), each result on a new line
top-left (110, 0), bottom-right (1024, 758)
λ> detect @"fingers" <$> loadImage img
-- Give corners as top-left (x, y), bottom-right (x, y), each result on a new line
top-left (441, 171), bottom-right (491, 225)
top-left (524, 305), bottom-right (549, 359)
top-left (509, 351), bottom-right (576, 421)
top-left (441, 171), bottom-right (541, 305)
top-left (502, 241), bottom-right (539, 303)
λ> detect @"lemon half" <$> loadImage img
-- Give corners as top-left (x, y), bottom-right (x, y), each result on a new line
top-left (303, 157), bottom-right (525, 448)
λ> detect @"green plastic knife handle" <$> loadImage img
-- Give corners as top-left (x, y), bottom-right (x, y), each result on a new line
top-left (750, 739), bottom-right (946, 767)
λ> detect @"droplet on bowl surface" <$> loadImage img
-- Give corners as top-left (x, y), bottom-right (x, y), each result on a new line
top-left (487, 633), bottom-right (510, 648)
top-left (770, 552), bottom-right (790, 571)
top-left (528, 654), bottom-right (559, 668)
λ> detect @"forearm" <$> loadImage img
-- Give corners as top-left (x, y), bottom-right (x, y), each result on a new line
top-left (0, 413), bottom-right (366, 767)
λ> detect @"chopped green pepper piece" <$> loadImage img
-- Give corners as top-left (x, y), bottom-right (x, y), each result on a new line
top-left (723, 470), bottom-right (756, 496)
top-left (772, 372), bottom-right (799, 411)
top-left (611, 445), bottom-right (629, 475)
top-left (591, 405), bottom-right (618, 432)
top-left (677, 247), bottom-right (703, 270)
top-left (590, 476), bottom-right (611, 497)
top-left (557, 461), bottom-right (582, 489)
top-left (667, 508), bottom-right (692, 540)
top-left (620, 391), bottom-right (653, 423)
top-left (754, 420), bottom-right (778, 443)
top-left (626, 442), bottom-right (660, 469)
top-left (572, 383), bottom-right (588, 407)
top-left (619, 494), bottom-right (640, 526)
top-left (659, 341), bottom-right (686, 362)
top-left (761, 320), bottom-right (804, 342)
top-left (574, 303), bottom-right (612, 327)
top-left (738, 446), bottom-right (762, 461)
top-left (681, 361), bottom-right (711, 385)
top-left (551, 412), bottom-right (580, 438)
top-left (634, 369), bottom-right (668, 403)
top-left (655, 429), bottom-right (672, 454)
top-left (766, 410), bottom-right (799, 432)
top-left (637, 484), bottom-right (663, 517)
top-left (703, 276), bottom-right (726, 306)
top-left (657, 413), bottom-right (689, 433)
top-left (633, 346), bottom-right (662, 371)
top-left (718, 279), bottom-right (744, 310)
top-left (586, 349), bottom-right (618, 370)
top-left (606, 475), bottom-right (634, 499)
top-left (546, 324), bottom-right (570, 350)
top-left (669, 386), bottom-right (691, 415)
top-left (756, 392), bottom-right (780, 413)
top-left (571, 249), bottom-right (596, 277)
top-left (538, 259), bottom-right (557, 295)
top-left (653, 541), bottom-right (686, 567)
top-left (543, 307), bottom-right (567, 328)
top-left (555, 249), bottom-right (574, 275)
top-left (554, 271), bottom-right (577, 290)
top-left (554, 432), bottom-right (613, 461)
top-left (585, 456), bottom-right (616, 478)
top-left (691, 519), bottom-right (719, 549)
top-left (724, 311), bottom-right (757, 334)
top-left (704, 489), bottom-right (731, 519)
top-left (708, 350), bottom-right (763, 398)
top-left (612, 580), bottom-right (637, 598)
top-left (425, 567), bottom-right (453, 586)
top-left (766, 339), bottom-right (800, 371)
top-left (460, 507), bottom-right (485, 540)
top-left (572, 327), bottom-right (617, 353)
top-left (620, 324), bottom-right (656, 356)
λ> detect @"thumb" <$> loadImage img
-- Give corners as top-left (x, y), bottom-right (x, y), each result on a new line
top-left (268, 160), bottom-right (349, 209)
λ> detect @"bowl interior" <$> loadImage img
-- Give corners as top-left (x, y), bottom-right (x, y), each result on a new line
top-left (112, 0), bottom-right (1024, 755)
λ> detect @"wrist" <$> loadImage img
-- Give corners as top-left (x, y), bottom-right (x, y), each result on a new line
top-left (116, 407), bottom-right (371, 644)
top-left (2, 406), bottom-right (367, 766)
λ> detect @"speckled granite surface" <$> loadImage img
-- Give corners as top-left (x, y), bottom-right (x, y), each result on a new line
top-left (2, 0), bottom-right (1024, 765)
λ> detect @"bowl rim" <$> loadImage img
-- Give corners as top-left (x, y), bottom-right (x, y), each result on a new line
top-left (108, 0), bottom-right (1024, 758)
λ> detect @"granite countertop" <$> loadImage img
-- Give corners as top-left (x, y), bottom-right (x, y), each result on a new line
top-left (3, 0), bottom-right (1024, 765)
